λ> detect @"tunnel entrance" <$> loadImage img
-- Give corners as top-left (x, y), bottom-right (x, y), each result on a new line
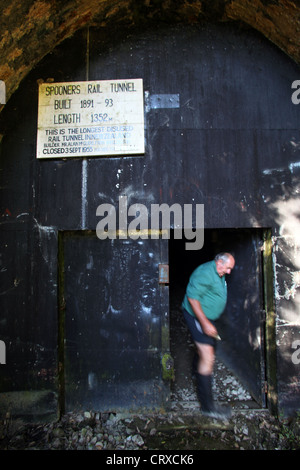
top-left (169, 228), bottom-right (268, 411)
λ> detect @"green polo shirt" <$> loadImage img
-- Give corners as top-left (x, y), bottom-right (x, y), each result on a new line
top-left (182, 260), bottom-right (227, 320)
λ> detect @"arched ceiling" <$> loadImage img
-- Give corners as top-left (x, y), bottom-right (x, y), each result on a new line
top-left (0, 0), bottom-right (299, 114)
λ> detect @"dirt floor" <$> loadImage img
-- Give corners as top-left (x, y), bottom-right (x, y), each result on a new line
top-left (1, 401), bottom-right (299, 451)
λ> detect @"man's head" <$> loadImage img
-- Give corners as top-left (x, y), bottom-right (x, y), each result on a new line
top-left (215, 252), bottom-right (235, 277)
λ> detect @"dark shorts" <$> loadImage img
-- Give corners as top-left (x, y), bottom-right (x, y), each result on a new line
top-left (182, 307), bottom-right (217, 348)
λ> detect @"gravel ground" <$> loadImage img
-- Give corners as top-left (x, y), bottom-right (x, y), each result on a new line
top-left (1, 371), bottom-right (300, 453)
top-left (1, 296), bottom-right (299, 451)
top-left (0, 406), bottom-right (299, 451)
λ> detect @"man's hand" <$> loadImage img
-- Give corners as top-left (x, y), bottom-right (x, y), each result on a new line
top-left (188, 297), bottom-right (218, 338)
top-left (201, 320), bottom-right (218, 338)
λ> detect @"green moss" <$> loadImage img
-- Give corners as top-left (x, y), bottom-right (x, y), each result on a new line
top-left (161, 353), bottom-right (174, 381)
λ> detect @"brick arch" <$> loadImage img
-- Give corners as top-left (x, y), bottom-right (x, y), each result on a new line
top-left (0, 0), bottom-right (299, 113)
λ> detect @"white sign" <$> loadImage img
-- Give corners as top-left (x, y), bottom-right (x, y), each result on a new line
top-left (37, 79), bottom-right (144, 158)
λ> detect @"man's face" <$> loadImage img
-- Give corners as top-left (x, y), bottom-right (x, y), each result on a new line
top-left (216, 257), bottom-right (235, 277)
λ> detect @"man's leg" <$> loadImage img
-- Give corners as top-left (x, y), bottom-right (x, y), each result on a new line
top-left (194, 342), bottom-right (215, 413)
top-left (194, 342), bottom-right (231, 419)
top-left (195, 342), bottom-right (215, 375)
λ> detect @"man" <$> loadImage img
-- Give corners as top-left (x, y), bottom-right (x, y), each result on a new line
top-left (182, 252), bottom-right (235, 419)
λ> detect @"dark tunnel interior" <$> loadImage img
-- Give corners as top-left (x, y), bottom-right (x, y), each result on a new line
top-left (169, 228), bottom-right (267, 409)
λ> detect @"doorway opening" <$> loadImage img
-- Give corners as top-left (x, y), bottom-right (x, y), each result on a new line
top-left (169, 228), bottom-right (269, 411)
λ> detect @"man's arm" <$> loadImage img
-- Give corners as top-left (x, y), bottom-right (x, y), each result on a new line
top-left (187, 297), bottom-right (218, 338)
